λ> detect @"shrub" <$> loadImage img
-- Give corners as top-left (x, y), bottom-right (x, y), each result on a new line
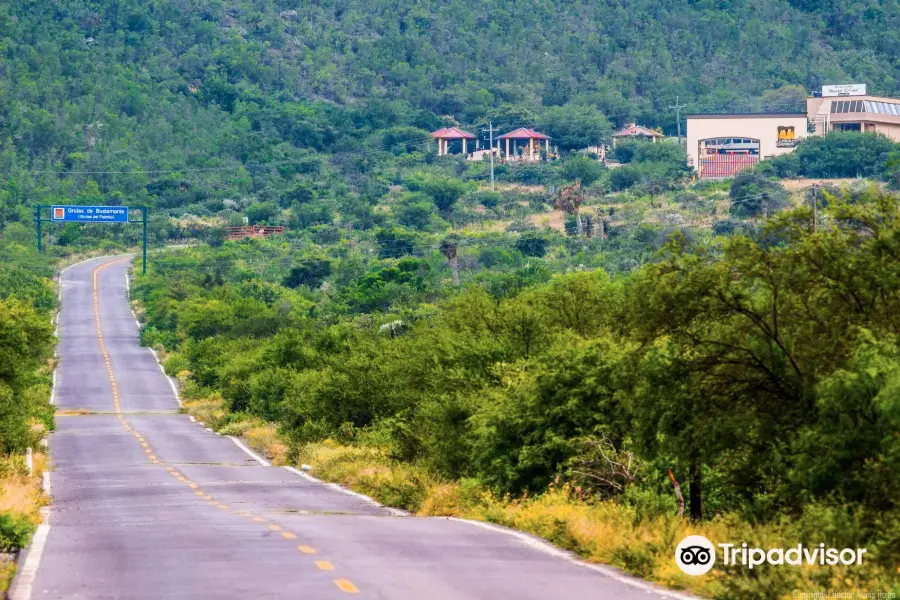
top-left (515, 230), bottom-right (549, 257)
top-left (729, 171), bottom-right (790, 218)
top-left (0, 513), bottom-right (35, 552)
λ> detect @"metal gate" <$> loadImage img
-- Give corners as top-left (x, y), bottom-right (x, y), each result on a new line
top-left (699, 154), bottom-right (759, 179)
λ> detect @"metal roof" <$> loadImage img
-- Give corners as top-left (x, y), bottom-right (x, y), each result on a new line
top-left (686, 113), bottom-right (806, 119)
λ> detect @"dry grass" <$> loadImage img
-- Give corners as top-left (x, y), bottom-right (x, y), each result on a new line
top-left (0, 453), bottom-right (48, 592)
top-left (298, 441), bottom-right (434, 511)
top-left (528, 209), bottom-right (566, 231)
top-left (292, 442), bottom-right (897, 599)
top-left (182, 395), bottom-right (287, 464)
top-left (182, 396), bottom-right (229, 427)
top-left (175, 391), bottom-right (897, 599)
top-left (0, 561), bottom-right (15, 595)
top-left (245, 424), bottom-right (287, 465)
top-left (0, 475), bottom-right (44, 525)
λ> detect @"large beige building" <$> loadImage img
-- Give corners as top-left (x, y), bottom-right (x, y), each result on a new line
top-left (807, 94), bottom-right (900, 141)
top-left (686, 113), bottom-right (808, 178)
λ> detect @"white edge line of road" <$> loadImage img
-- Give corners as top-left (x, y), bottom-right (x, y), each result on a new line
top-left (281, 466), bottom-right (410, 517)
top-left (228, 437), bottom-right (271, 467)
top-left (7, 523), bottom-right (50, 600)
top-left (447, 518), bottom-right (699, 600)
top-left (123, 268), bottom-right (184, 408)
top-left (146, 346), bottom-right (182, 407)
top-left (10, 255), bottom-right (130, 600)
top-left (54, 252), bottom-right (691, 599)
top-left (122, 264), bottom-right (182, 410)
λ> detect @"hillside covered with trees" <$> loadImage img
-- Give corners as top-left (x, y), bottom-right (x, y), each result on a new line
top-left (1, 0), bottom-right (900, 232)
top-left (3, 0), bottom-right (900, 597)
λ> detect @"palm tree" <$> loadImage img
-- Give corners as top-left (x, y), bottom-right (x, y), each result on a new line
top-left (440, 234), bottom-right (460, 286)
top-left (554, 179), bottom-right (585, 236)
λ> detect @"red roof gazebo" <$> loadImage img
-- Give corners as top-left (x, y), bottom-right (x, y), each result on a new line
top-left (496, 127), bottom-right (551, 161)
top-left (612, 123), bottom-right (663, 145)
top-left (431, 127), bottom-right (477, 156)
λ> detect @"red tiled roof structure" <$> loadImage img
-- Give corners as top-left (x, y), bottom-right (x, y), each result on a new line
top-left (496, 127), bottom-right (551, 140)
top-left (613, 123), bottom-right (664, 138)
top-left (431, 127), bottom-right (476, 140)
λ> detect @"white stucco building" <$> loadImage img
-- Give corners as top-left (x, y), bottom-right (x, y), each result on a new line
top-left (686, 113), bottom-right (809, 179)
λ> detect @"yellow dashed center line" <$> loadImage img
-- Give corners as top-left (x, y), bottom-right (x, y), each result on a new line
top-left (334, 579), bottom-right (360, 594)
top-left (90, 259), bottom-right (362, 594)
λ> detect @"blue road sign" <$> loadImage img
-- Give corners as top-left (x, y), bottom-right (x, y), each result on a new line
top-left (51, 205), bottom-right (129, 223)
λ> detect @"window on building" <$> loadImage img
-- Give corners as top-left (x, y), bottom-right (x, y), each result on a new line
top-left (835, 123), bottom-right (862, 132)
top-left (863, 101), bottom-right (900, 115)
top-left (831, 100), bottom-right (865, 113)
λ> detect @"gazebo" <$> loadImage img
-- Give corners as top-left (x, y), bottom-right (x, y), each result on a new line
top-left (431, 127), bottom-right (477, 156)
top-left (497, 128), bottom-right (551, 161)
top-left (612, 123), bottom-right (664, 146)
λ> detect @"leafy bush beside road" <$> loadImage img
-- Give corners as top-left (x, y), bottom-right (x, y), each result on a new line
top-left (134, 190), bottom-right (900, 598)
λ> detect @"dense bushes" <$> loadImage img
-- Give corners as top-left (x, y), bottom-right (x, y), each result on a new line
top-left (0, 293), bottom-right (54, 454)
top-left (134, 191), bottom-right (900, 595)
top-left (762, 132), bottom-right (900, 180)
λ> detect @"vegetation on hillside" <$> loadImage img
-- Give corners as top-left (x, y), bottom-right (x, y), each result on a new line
top-left (3, 0), bottom-right (900, 596)
top-left (2, 0), bottom-right (900, 246)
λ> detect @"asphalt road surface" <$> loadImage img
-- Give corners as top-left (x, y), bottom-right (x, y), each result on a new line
top-left (17, 255), bottom-right (685, 600)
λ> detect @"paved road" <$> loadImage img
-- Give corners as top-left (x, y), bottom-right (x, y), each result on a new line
top-left (20, 256), bottom-right (678, 600)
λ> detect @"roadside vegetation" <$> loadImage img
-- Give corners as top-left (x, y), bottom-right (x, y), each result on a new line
top-left (133, 190), bottom-right (900, 599)
top-left (3, 1), bottom-right (900, 597)
top-left (0, 236), bottom-right (56, 593)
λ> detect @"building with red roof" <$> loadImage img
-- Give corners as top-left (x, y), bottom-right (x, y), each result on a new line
top-left (431, 127), bottom-right (477, 156)
top-left (612, 123), bottom-right (664, 145)
top-left (496, 127), bottom-right (551, 161)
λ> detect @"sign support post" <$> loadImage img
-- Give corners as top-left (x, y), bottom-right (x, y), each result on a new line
top-left (141, 206), bottom-right (148, 275)
top-left (34, 205), bottom-right (42, 252)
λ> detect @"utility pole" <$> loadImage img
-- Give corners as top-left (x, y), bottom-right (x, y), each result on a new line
top-left (811, 183), bottom-right (819, 233)
top-left (483, 121), bottom-right (495, 191)
top-left (668, 96), bottom-right (687, 144)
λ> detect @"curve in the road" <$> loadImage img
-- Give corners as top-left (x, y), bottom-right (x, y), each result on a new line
top-left (12, 255), bottom-right (692, 600)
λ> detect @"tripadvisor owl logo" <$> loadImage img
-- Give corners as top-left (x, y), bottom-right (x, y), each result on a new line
top-left (675, 535), bottom-right (716, 575)
top-left (675, 535), bottom-right (868, 576)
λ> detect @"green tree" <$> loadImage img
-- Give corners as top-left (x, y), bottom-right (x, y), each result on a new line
top-left (729, 171), bottom-right (790, 218)
top-left (515, 230), bottom-right (549, 257)
top-left (539, 104), bottom-right (612, 151)
top-left (560, 156), bottom-right (606, 187)
top-left (420, 177), bottom-right (468, 214)
top-left (283, 257), bottom-right (332, 289)
top-left (0, 298), bottom-right (53, 453)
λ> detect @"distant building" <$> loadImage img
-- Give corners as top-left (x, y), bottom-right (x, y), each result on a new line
top-left (808, 85), bottom-right (900, 141)
top-left (612, 123), bottom-right (664, 145)
top-left (686, 113), bottom-right (808, 179)
top-left (496, 127), bottom-right (551, 162)
top-left (431, 127), bottom-right (477, 156)
top-left (684, 84), bottom-right (900, 179)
